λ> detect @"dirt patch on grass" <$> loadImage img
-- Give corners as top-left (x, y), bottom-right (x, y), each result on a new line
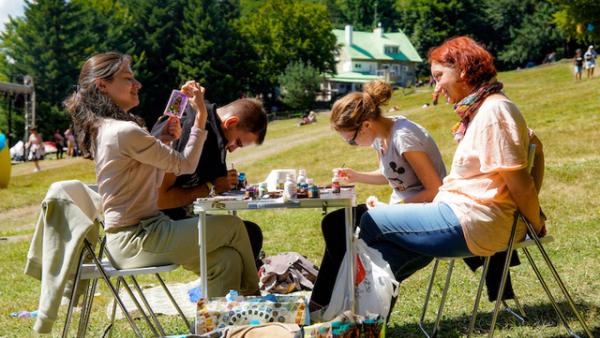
top-left (0, 234), bottom-right (33, 244)
top-left (10, 157), bottom-right (88, 176)
top-left (0, 204), bottom-right (38, 233)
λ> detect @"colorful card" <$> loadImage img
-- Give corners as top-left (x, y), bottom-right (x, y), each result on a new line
top-left (163, 90), bottom-right (188, 118)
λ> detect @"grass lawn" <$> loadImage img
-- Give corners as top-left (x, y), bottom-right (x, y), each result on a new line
top-left (1, 61), bottom-right (599, 337)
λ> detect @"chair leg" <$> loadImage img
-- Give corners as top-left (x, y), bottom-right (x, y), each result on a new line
top-left (522, 248), bottom-right (590, 338)
top-left (62, 247), bottom-right (87, 338)
top-left (501, 295), bottom-right (527, 325)
top-left (76, 277), bottom-right (95, 338)
top-left (155, 273), bottom-right (193, 332)
top-left (432, 259), bottom-right (455, 337)
top-left (85, 242), bottom-right (144, 338)
top-left (418, 259), bottom-right (455, 338)
top-left (419, 259), bottom-right (440, 338)
top-left (488, 221), bottom-right (519, 338)
top-left (468, 256), bottom-right (490, 337)
top-left (119, 276), bottom-right (160, 337)
top-left (130, 276), bottom-right (166, 336)
top-left (523, 218), bottom-right (593, 338)
top-left (102, 278), bottom-right (121, 338)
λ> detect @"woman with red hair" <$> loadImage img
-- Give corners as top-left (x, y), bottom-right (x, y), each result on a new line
top-left (349, 36), bottom-right (545, 312)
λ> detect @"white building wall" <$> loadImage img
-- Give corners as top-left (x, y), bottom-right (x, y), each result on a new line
top-left (351, 61), bottom-right (377, 74)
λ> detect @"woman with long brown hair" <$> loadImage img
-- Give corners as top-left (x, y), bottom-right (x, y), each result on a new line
top-left (64, 52), bottom-right (259, 296)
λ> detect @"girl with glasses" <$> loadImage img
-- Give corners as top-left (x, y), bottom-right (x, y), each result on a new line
top-left (310, 80), bottom-right (445, 314)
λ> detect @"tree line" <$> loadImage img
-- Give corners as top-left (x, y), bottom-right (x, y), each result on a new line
top-left (0, 0), bottom-right (597, 140)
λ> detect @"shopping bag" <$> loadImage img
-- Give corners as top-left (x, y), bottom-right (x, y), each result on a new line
top-left (195, 294), bottom-right (307, 334)
top-left (321, 238), bottom-right (399, 322)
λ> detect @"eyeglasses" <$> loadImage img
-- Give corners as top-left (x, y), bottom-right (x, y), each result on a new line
top-left (346, 126), bottom-right (361, 146)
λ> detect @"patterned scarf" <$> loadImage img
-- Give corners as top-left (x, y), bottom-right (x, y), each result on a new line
top-left (451, 80), bottom-right (503, 142)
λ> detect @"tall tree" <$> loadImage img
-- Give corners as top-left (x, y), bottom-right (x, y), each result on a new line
top-left (240, 0), bottom-right (336, 95)
top-left (0, 0), bottom-right (95, 137)
top-left (495, 1), bottom-right (564, 67)
top-left (120, 0), bottom-right (185, 126)
top-left (174, 0), bottom-right (257, 107)
top-left (553, 0), bottom-right (600, 44)
top-left (278, 61), bottom-right (321, 113)
top-left (396, 0), bottom-right (563, 71)
top-left (333, 0), bottom-right (399, 31)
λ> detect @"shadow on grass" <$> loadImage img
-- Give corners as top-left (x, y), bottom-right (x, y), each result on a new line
top-left (386, 301), bottom-right (599, 338)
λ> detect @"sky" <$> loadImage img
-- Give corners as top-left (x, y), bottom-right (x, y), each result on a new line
top-left (0, 0), bottom-right (25, 30)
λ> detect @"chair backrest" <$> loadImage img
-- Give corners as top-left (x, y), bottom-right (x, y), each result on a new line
top-left (527, 143), bottom-right (536, 173)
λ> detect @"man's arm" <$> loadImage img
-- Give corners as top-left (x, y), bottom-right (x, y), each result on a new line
top-left (157, 172), bottom-right (210, 209)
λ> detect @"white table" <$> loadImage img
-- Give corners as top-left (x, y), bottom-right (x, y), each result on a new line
top-left (193, 190), bottom-right (357, 311)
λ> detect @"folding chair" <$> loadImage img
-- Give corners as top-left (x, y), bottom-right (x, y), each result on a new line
top-left (63, 236), bottom-right (192, 338)
top-left (48, 181), bottom-right (191, 337)
top-left (418, 145), bottom-right (593, 337)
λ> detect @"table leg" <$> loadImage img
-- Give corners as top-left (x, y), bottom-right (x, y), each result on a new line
top-left (198, 209), bottom-right (209, 299)
top-left (344, 206), bottom-right (355, 312)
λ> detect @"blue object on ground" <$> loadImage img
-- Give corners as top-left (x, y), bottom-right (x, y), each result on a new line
top-left (188, 285), bottom-right (202, 303)
top-left (226, 290), bottom-right (239, 302)
top-left (10, 310), bottom-right (38, 318)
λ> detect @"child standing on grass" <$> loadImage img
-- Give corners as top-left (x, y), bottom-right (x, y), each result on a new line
top-left (574, 49), bottom-right (584, 80)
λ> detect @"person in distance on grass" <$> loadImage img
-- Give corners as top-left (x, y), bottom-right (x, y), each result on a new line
top-left (574, 49), bottom-right (584, 81)
top-left (64, 52), bottom-right (259, 296)
top-left (150, 95), bottom-right (268, 268)
top-left (309, 79), bottom-right (446, 313)
top-left (584, 45), bottom-right (596, 79)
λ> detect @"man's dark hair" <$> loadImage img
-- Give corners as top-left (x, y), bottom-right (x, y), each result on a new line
top-left (221, 98), bottom-right (268, 144)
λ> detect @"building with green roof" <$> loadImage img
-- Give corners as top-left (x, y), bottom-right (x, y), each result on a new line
top-left (321, 24), bottom-right (422, 100)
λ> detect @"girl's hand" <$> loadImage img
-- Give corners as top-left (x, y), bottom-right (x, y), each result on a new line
top-left (333, 167), bottom-right (358, 183)
top-left (366, 195), bottom-right (387, 209)
top-left (181, 81), bottom-right (207, 129)
top-left (159, 116), bottom-right (182, 143)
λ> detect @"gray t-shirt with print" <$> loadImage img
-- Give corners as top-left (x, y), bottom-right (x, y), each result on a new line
top-left (372, 116), bottom-right (446, 204)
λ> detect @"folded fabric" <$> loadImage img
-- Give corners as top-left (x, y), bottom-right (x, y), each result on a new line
top-left (259, 252), bottom-right (319, 294)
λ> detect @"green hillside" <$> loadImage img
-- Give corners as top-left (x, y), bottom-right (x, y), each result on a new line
top-left (1, 61), bottom-right (598, 336)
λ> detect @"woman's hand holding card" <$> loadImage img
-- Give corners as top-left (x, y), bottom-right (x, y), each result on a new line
top-left (181, 80), bottom-right (207, 129)
top-left (159, 116), bottom-right (182, 144)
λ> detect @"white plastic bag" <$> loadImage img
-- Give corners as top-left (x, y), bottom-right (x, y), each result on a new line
top-left (321, 238), bottom-right (399, 321)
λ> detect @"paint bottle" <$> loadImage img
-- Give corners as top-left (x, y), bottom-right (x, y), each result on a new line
top-left (284, 174), bottom-right (297, 199)
top-left (258, 182), bottom-right (268, 199)
top-left (297, 169), bottom-right (307, 184)
top-left (307, 178), bottom-right (319, 198)
top-left (237, 172), bottom-right (247, 190)
top-left (331, 172), bottom-right (341, 193)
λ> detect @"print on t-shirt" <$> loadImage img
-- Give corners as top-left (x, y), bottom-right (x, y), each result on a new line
top-left (387, 160), bottom-right (406, 191)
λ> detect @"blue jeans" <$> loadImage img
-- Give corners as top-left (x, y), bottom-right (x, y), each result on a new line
top-left (359, 202), bottom-right (472, 279)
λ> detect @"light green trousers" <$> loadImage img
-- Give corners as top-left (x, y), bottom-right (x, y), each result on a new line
top-left (106, 213), bottom-right (259, 296)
